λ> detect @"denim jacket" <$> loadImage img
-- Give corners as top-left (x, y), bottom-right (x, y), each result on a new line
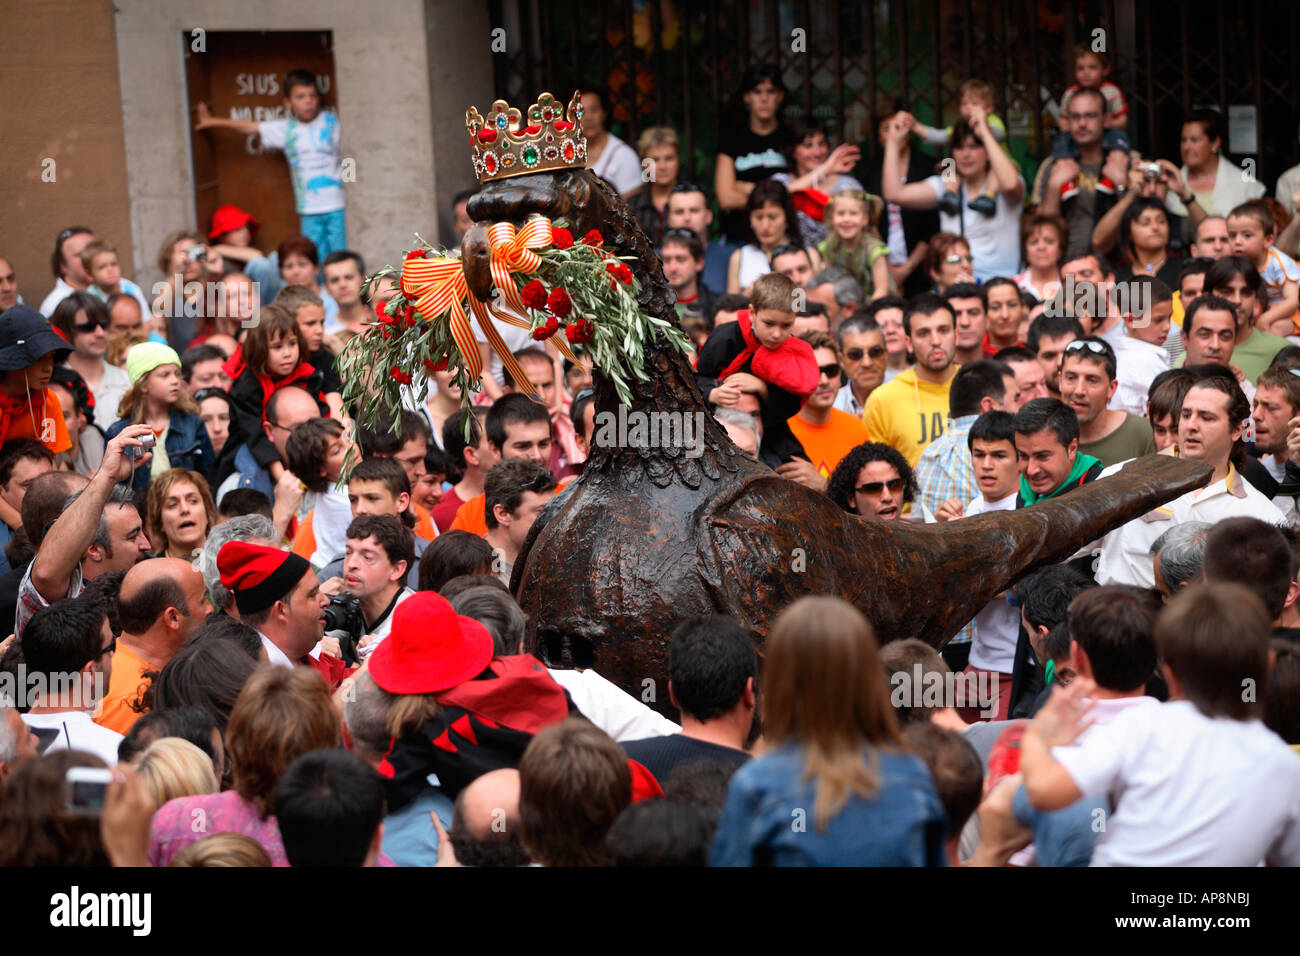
top-left (709, 743), bottom-right (947, 866)
top-left (106, 410), bottom-right (215, 498)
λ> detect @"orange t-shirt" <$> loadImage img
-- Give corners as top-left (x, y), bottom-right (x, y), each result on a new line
top-left (413, 503), bottom-right (436, 541)
top-left (450, 478), bottom-right (573, 537)
top-left (787, 409), bottom-right (871, 478)
top-left (290, 510), bottom-right (317, 558)
top-left (94, 643), bottom-right (155, 735)
top-left (0, 388), bottom-right (71, 455)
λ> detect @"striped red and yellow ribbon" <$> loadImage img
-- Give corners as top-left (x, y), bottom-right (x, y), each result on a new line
top-left (400, 217), bottom-right (579, 395)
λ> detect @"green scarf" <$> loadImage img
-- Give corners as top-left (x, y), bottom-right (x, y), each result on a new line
top-left (1019, 453), bottom-right (1101, 506)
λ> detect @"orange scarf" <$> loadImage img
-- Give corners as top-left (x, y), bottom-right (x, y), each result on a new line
top-left (0, 388), bottom-right (71, 454)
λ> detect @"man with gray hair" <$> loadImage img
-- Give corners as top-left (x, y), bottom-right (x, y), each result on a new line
top-left (343, 671), bottom-right (453, 866)
top-left (199, 513), bottom-right (279, 614)
top-left (1148, 520), bottom-right (1212, 601)
top-left (713, 408), bottom-right (761, 461)
top-left (834, 315), bottom-right (888, 417)
top-left (0, 704), bottom-right (39, 777)
top-left (18, 426), bottom-right (154, 638)
top-left (807, 265), bottom-right (863, 328)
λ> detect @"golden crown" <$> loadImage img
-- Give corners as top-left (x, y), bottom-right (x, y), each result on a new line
top-left (465, 91), bottom-right (589, 182)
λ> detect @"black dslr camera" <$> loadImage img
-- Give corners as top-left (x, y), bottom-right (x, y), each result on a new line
top-left (323, 592), bottom-right (366, 665)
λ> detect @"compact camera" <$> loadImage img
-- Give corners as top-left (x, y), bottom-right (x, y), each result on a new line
top-left (127, 432), bottom-right (156, 460)
top-left (1143, 162), bottom-right (1162, 181)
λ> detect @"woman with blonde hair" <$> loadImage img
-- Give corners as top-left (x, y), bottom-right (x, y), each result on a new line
top-left (147, 666), bottom-right (341, 866)
top-left (629, 125), bottom-right (681, 244)
top-left (710, 596), bottom-right (946, 865)
top-left (135, 737), bottom-right (219, 808)
top-left (170, 832), bottom-right (272, 867)
top-left (145, 468), bottom-right (216, 559)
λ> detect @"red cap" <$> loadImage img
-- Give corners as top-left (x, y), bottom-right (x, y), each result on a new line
top-left (209, 204), bottom-right (260, 241)
top-left (368, 591), bottom-right (494, 695)
top-left (217, 540), bottom-right (310, 615)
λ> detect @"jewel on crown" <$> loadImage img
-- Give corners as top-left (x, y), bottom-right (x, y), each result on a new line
top-left (465, 91), bottom-right (589, 182)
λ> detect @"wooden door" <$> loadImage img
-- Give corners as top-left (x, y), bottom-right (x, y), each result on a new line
top-left (185, 30), bottom-right (337, 256)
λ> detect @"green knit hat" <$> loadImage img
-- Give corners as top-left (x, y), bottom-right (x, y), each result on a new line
top-left (125, 341), bottom-right (181, 385)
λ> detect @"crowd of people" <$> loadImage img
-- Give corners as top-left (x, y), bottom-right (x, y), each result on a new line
top-left (1, 51), bottom-right (1300, 869)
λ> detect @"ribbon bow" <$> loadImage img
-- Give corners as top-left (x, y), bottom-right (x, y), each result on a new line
top-left (400, 216), bottom-right (579, 394)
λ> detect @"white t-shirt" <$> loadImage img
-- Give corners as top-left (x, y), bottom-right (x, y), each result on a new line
top-left (1260, 247), bottom-right (1300, 308)
top-left (258, 111), bottom-right (345, 215)
top-left (87, 361), bottom-right (132, 432)
top-left (1054, 700), bottom-right (1300, 866)
top-left (1109, 334), bottom-right (1170, 418)
top-left (965, 492), bottom-right (1020, 673)
top-left (925, 174), bottom-right (1024, 281)
top-left (24, 711), bottom-right (122, 766)
top-left (39, 278), bottom-right (77, 318)
top-left (1165, 157), bottom-right (1266, 219)
top-left (357, 588), bottom-right (415, 661)
top-left (589, 133), bottom-right (643, 195)
top-left (476, 313), bottom-right (535, 389)
top-left (546, 668), bottom-right (681, 742)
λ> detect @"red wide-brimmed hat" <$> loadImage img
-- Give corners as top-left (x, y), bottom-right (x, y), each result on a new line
top-left (209, 204), bottom-right (260, 240)
top-left (217, 540), bottom-right (310, 615)
top-left (368, 591), bottom-right (495, 695)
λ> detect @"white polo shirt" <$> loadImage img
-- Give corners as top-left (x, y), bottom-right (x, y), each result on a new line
top-left (1096, 457), bottom-right (1286, 587)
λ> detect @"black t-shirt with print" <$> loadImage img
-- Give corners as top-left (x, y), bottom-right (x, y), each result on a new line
top-left (718, 125), bottom-right (792, 243)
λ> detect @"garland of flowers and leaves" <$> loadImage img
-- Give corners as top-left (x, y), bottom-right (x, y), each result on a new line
top-left (338, 220), bottom-right (689, 444)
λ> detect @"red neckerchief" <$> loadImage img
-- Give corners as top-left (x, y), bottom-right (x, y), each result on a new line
top-left (0, 392), bottom-right (30, 450)
top-left (717, 309), bottom-right (820, 399)
top-left (223, 346), bottom-right (319, 413)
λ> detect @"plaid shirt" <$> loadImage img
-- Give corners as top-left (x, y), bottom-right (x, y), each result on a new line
top-left (914, 414), bottom-right (980, 646)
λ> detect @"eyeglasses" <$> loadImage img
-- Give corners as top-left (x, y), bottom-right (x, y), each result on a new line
top-left (818, 363), bottom-right (842, 378)
top-left (267, 419), bottom-right (292, 434)
top-left (844, 345), bottom-right (887, 361)
top-left (856, 478), bottom-right (904, 495)
top-left (945, 253), bottom-right (972, 265)
top-left (98, 637), bottom-right (117, 659)
top-left (1064, 339), bottom-right (1108, 355)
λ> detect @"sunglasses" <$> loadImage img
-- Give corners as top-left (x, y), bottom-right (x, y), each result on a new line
top-left (1064, 339), bottom-right (1107, 355)
top-left (856, 478), bottom-right (904, 495)
top-left (844, 345), bottom-right (887, 361)
top-left (663, 228), bottom-right (698, 241)
top-left (945, 253), bottom-right (973, 265)
top-left (98, 637), bottom-right (117, 659)
top-left (819, 363), bottom-right (842, 378)
top-left (73, 317), bottom-right (110, 334)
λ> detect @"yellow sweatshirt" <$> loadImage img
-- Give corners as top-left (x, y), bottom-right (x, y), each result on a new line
top-left (862, 367), bottom-right (957, 466)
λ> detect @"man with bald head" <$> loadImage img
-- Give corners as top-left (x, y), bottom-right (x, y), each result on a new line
top-left (215, 385), bottom-right (323, 506)
top-left (94, 557), bottom-right (212, 734)
top-left (448, 768), bottom-right (530, 867)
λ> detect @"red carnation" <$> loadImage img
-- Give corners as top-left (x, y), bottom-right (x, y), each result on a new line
top-left (532, 316), bottom-right (560, 340)
top-left (551, 227), bottom-right (574, 250)
top-left (423, 356), bottom-right (449, 373)
top-left (606, 261), bottom-right (634, 285)
top-left (405, 249), bottom-right (426, 263)
top-left (581, 229), bottom-right (603, 247)
top-left (404, 304), bottom-right (417, 327)
top-left (521, 280), bottom-right (548, 310)
top-left (565, 318), bottom-right (595, 344)
top-left (390, 368), bottom-right (412, 385)
top-left (546, 287), bottom-right (573, 318)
